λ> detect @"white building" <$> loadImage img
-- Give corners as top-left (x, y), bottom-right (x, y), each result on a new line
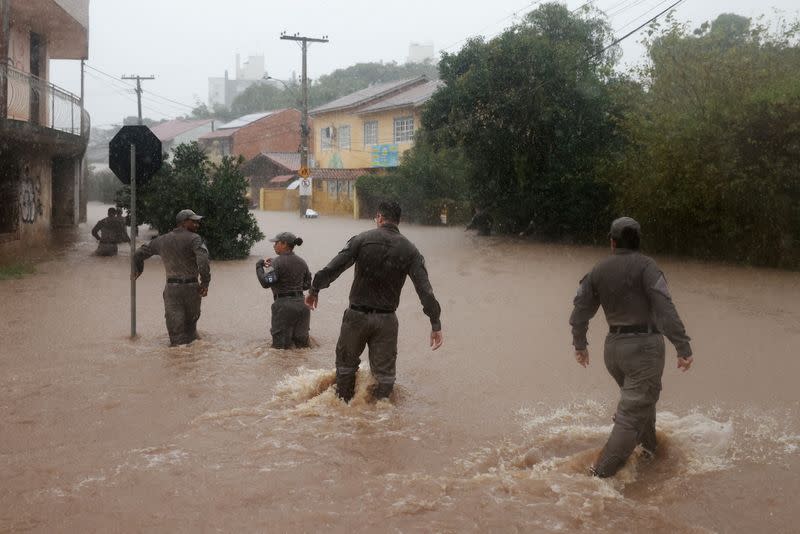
top-left (208, 54), bottom-right (266, 108)
top-left (407, 42), bottom-right (435, 64)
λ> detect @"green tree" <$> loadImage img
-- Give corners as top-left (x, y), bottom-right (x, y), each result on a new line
top-left (357, 137), bottom-right (472, 224)
top-left (231, 82), bottom-right (299, 115)
top-left (418, 2), bottom-right (618, 238)
top-left (117, 142), bottom-right (264, 260)
top-left (610, 13), bottom-right (800, 267)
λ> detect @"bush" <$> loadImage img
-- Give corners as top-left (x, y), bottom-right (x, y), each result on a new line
top-left (117, 142), bottom-right (264, 260)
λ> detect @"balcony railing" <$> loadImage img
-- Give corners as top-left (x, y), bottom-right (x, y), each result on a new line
top-left (0, 62), bottom-right (89, 138)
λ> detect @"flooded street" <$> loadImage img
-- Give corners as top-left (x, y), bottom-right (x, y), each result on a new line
top-left (2, 202), bottom-right (799, 533)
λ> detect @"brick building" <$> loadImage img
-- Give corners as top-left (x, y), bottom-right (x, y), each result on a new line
top-left (197, 108), bottom-right (306, 163)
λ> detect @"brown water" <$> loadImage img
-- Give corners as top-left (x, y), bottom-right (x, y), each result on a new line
top-left (2, 202), bottom-right (799, 533)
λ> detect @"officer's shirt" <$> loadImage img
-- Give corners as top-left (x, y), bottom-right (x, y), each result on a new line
top-left (569, 249), bottom-right (692, 356)
top-left (310, 223), bottom-right (442, 331)
top-left (92, 216), bottom-right (130, 244)
top-left (134, 227), bottom-right (211, 288)
top-left (256, 251), bottom-right (311, 297)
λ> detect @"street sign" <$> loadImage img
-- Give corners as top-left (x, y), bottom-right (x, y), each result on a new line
top-left (109, 125), bottom-right (163, 185)
top-left (298, 166), bottom-right (310, 178)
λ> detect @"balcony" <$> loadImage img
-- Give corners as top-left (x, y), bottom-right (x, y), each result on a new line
top-left (1, 61), bottom-right (88, 136)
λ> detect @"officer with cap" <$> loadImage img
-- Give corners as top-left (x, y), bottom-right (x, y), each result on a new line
top-left (256, 231), bottom-right (312, 349)
top-left (134, 209), bottom-right (211, 346)
top-left (569, 216), bottom-right (693, 477)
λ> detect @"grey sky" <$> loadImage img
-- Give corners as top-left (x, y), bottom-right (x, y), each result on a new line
top-left (50, 0), bottom-right (800, 128)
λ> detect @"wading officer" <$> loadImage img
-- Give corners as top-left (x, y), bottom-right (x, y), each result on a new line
top-left (134, 209), bottom-right (211, 346)
top-left (305, 201), bottom-right (443, 402)
top-left (92, 207), bottom-right (129, 256)
top-left (569, 217), bottom-right (693, 477)
top-left (256, 232), bottom-right (312, 349)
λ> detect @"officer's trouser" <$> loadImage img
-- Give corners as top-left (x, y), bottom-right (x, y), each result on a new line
top-left (334, 308), bottom-right (398, 402)
top-left (593, 333), bottom-right (665, 478)
top-left (270, 297), bottom-right (310, 349)
top-left (163, 283), bottom-right (202, 346)
top-left (94, 242), bottom-right (118, 256)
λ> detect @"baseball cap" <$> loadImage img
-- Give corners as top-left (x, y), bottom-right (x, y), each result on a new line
top-left (269, 231), bottom-right (297, 243)
top-left (176, 209), bottom-right (203, 223)
top-left (609, 217), bottom-right (641, 239)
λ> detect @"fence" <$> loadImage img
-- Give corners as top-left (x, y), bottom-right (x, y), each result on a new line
top-left (1, 62), bottom-right (88, 138)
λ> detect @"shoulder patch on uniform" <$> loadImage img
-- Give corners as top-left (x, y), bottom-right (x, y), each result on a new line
top-left (652, 274), bottom-right (671, 298)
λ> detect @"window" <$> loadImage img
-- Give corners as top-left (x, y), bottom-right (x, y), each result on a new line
top-left (320, 127), bottom-right (332, 150)
top-left (338, 125), bottom-right (351, 150)
top-left (328, 180), bottom-right (338, 198)
top-left (393, 116), bottom-right (414, 143)
top-left (363, 120), bottom-right (378, 146)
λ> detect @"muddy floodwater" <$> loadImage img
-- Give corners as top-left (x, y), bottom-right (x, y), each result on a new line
top-left (2, 202), bottom-right (799, 532)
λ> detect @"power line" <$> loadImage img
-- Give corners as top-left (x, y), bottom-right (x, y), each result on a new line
top-left (441, 0), bottom-right (546, 52)
top-left (85, 63), bottom-right (197, 111)
top-left (591, 0), bottom-right (685, 59)
top-left (84, 70), bottom-right (178, 120)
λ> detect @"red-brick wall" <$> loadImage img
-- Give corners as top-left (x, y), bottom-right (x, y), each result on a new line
top-left (232, 109), bottom-right (314, 160)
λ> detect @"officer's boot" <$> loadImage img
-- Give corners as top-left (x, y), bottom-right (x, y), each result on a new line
top-left (374, 382), bottom-right (393, 400)
top-left (336, 374), bottom-right (356, 403)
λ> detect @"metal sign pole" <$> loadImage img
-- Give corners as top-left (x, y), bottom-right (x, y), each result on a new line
top-left (130, 143), bottom-right (137, 338)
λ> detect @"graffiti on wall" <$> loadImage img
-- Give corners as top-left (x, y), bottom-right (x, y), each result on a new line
top-left (19, 165), bottom-right (43, 224)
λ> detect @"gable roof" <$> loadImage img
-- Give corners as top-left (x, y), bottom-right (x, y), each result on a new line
top-left (150, 119), bottom-right (214, 142)
top-left (310, 77), bottom-right (428, 115)
top-left (261, 152), bottom-right (315, 171)
top-left (358, 80), bottom-right (444, 115)
top-left (218, 109), bottom-right (290, 129)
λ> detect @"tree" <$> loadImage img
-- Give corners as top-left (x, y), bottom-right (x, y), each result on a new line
top-left (610, 13), bottom-right (800, 267)
top-left (117, 142), bottom-right (264, 260)
top-left (418, 2), bottom-right (618, 239)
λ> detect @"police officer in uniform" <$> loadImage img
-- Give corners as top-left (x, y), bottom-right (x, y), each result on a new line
top-left (134, 209), bottom-right (211, 346)
top-left (91, 207), bottom-right (130, 256)
top-left (569, 217), bottom-right (693, 477)
top-left (256, 231), bottom-right (312, 349)
top-left (305, 201), bottom-right (443, 402)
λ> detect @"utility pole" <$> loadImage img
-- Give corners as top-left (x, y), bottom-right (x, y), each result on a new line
top-left (121, 74), bottom-right (155, 125)
top-left (279, 33), bottom-right (328, 175)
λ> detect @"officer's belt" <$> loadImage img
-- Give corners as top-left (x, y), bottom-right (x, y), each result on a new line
top-left (166, 277), bottom-right (198, 284)
top-left (275, 291), bottom-right (303, 300)
top-left (350, 304), bottom-right (394, 314)
top-left (609, 324), bottom-right (660, 334)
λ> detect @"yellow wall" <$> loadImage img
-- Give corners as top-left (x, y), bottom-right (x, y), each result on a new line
top-left (260, 188), bottom-right (298, 211)
top-left (259, 183), bottom-right (358, 218)
top-left (311, 107), bottom-right (421, 170)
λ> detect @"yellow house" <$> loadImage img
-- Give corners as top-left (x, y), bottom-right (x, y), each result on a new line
top-left (309, 76), bottom-right (442, 170)
top-left (305, 77), bottom-right (442, 218)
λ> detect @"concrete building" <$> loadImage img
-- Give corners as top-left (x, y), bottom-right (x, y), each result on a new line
top-left (407, 42), bottom-right (435, 64)
top-left (0, 0), bottom-right (90, 256)
top-left (307, 76), bottom-right (442, 217)
top-left (208, 54), bottom-right (267, 108)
